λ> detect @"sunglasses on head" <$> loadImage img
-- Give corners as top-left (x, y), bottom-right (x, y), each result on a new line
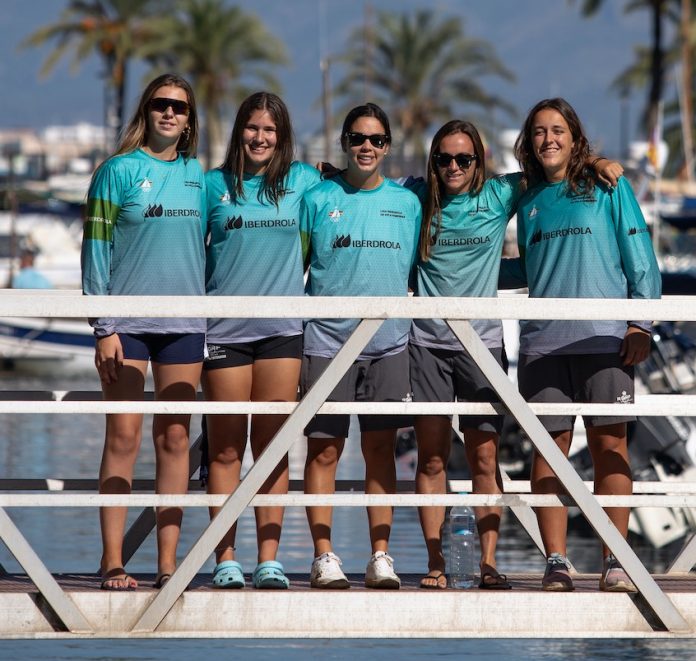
top-left (345, 132), bottom-right (389, 149)
top-left (433, 152), bottom-right (477, 169)
top-left (149, 97), bottom-right (190, 115)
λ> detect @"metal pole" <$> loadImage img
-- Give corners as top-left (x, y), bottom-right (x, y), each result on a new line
top-left (446, 319), bottom-right (690, 633)
top-left (132, 319), bottom-right (384, 633)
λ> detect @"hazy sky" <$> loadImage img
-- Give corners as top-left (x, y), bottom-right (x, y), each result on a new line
top-left (0, 0), bottom-right (673, 156)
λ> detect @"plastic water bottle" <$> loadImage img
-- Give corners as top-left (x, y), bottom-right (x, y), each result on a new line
top-left (449, 504), bottom-right (476, 588)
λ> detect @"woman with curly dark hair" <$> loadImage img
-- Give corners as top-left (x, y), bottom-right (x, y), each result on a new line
top-left (512, 98), bottom-right (660, 593)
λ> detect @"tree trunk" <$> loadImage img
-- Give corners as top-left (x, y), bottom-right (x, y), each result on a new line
top-left (645, 0), bottom-right (664, 138)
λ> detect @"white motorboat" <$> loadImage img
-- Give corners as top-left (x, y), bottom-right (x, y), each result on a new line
top-left (0, 316), bottom-right (94, 373)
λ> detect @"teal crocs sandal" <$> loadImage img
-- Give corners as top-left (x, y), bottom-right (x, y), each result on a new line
top-left (252, 561), bottom-right (290, 589)
top-left (212, 560), bottom-right (245, 589)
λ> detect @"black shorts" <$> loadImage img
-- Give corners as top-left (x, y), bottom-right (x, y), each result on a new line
top-left (119, 333), bottom-right (205, 364)
top-left (518, 352), bottom-right (635, 432)
top-left (301, 349), bottom-right (412, 438)
top-left (203, 334), bottom-right (303, 370)
top-left (410, 343), bottom-right (507, 434)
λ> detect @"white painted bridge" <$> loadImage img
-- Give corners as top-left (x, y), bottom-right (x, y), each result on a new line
top-left (1, 290), bottom-right (696, 638)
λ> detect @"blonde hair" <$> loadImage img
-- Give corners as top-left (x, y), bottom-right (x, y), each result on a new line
top-left (116, 73), bottom-right (199, 159)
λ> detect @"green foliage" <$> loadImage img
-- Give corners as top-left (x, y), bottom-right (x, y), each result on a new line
top-left (332, 9), bottom-right (515, 163)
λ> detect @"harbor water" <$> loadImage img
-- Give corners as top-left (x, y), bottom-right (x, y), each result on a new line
top-left (0, 371), bottom-right (693, 659)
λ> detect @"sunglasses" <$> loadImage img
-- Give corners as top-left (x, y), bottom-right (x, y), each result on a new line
top-left (149, 97), bottom-right (190, 115)
top-left (345, 132), bottom-right (390, 149)
top-left (433, 152), bottom-right (478, 169)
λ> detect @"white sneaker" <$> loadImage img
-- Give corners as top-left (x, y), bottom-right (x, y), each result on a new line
top-left (365, 551), bottom-right (401, 589)
top-left (310, 552), bottom-right (350, 589)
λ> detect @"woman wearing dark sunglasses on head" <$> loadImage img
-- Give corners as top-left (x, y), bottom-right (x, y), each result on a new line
top-left (81, 73), bottom-right (206, 591)
top-left (202, 92), bottom-right (321, 590)
top-left (511, 98), bottom-right (660, 593)
top-left (407, 120), bottom-right (623, 590)
top-left (299, 103), bottom-right (422, 590)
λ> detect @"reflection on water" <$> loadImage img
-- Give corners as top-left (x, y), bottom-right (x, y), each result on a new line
top-left (0, 373), bottom-right (692, 659)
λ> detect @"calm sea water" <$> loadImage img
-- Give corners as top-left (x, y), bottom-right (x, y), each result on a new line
top-left (0, 371), bottom-right (693, 660)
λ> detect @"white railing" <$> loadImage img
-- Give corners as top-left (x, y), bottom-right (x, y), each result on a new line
top-left (1, 289), bottom-right (696, 636)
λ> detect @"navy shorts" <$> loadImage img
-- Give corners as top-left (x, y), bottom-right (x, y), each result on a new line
top-left (119, 333), bottom-right (205, 364)
top-left (203, 334), bottom-right (303, 370)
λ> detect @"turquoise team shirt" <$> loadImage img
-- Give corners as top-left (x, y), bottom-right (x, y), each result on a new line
top-left (300, 176), bottom-right (422, 359)
top-left (81, 148), bottom-right (207, 336)
top-left (205, 161), bottom-right (321, 343)
top-left (516, 177), bottom-right (661, 355)
top-left (409, 174), bottom-right (522, 350)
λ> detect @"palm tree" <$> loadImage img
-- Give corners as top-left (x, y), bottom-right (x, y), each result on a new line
top-left (332, 9), bottom-right (515, 171)
top-left (142, 0), bottom-right (287, 167)
top-left (578, 0), bottom-right (696, 175)
top-left (22, 0), bottom-right (166, 145)
top-left (572, 0), bottom-right (680, 138)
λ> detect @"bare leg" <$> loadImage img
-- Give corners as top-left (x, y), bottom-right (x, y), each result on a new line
top-left (587, 422), bottom-right (632, 559)
top-left (99, 359), bottom-right (148, 589)
top-left (463, 428), bottom-right (504, 579)
top-left (531, 430), bottom-right (573, 556)
top-left (151, 361), bottom-right (202, 579)
top-left (361, 428), bottom-right (397, 553)
top-left (414, 415), bottom-right (451, 585)
top-left (201, 365), bottom-right (252, 565)
top-left (249, 357), bottom-right (301, 563)
top-left (305, 437), bottom-right (345, 556)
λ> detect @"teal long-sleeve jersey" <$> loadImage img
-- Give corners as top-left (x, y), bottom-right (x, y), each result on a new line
top-left (409, 174), bottom-right (522, 350)
top-left (516, 177), bottom-right (661, 356)
top-left (205, 161), bottom-right (321, 343)
top-left (300, 175), bottom-right (422, 359)
top-left (81, 149), bottom-right (207, 336)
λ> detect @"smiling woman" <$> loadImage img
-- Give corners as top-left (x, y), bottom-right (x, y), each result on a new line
top-left (81, 73), bottom-right (206, 593)
top-left (512, 97), bottom-right (661, 593)
top-left (202, 92), bottom-right (321, 591)
top-left (299, 103), bottom-right (422, 591)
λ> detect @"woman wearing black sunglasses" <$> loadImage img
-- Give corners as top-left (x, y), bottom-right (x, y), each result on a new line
top-left (299, 103), bottom-right (422, 590)
top-left (408, 119), bottom-right (623, 590)
top-left (82, 73), bottom-right (205, 591)
top-left (202, 92), bottom-right (321, 590)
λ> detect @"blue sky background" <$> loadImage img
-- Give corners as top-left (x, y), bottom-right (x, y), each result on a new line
top-left (0, 0), bottom-right (672, 156)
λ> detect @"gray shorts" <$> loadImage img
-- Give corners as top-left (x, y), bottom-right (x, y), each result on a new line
top-left (518, 352), bottom-right (635, 433)
top-left (301, 349), bottom-right (412, 438)
top-left (410, 343), bottom-right (507, 434)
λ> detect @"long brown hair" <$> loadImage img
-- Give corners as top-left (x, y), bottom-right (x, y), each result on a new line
top-left (513, 97), bottom-right (593, 195)
top-left (116, 73), bottom-right (198, 159)
top-left (420, 120), bottom-right (486, 261)
top-left (221, 92), bottom-right (294, 207)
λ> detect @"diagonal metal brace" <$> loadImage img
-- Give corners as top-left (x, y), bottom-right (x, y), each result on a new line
top-left (0, 507), bottom-right (92, 633)
top-left (131, 318), bottom-right (385, 633)
top-left (447, 319), bottom-right (690, 633)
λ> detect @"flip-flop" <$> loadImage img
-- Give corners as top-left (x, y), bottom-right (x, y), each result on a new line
top-left (252, 560), bottom-right (290, 589)
top-left (419, 571), bottom-right (447, 590)
top-left (212, 560), bottom-right (245, 589)
top-left (479, 570), bottom-right (512, 590)
top-left (100, 568), bottom-right (137, 591)
top-left (153, 573), bottom-right (172, 589)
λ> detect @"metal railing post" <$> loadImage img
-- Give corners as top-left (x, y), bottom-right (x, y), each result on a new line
top-left (0, 508), bottom-right (92, 633)
top-left (131, 318), bottom-right (384, 633)
top-left (447, 318), bottom-right (690, 633)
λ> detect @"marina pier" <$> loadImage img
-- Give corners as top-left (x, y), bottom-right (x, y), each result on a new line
top-left (1, 292), bottom-right (696, 638)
